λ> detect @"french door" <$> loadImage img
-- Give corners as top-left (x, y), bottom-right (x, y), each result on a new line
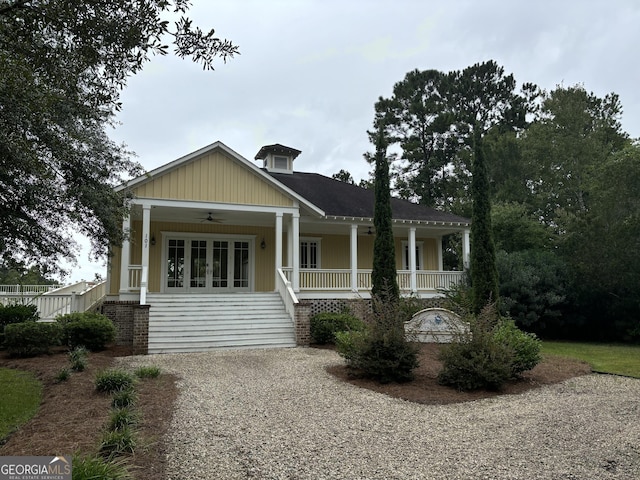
top-left (165, 236), bottom-right (252, 293)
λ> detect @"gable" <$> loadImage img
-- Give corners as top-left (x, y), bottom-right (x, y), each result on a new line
top-left (131, 149), bottom-right (294, 207)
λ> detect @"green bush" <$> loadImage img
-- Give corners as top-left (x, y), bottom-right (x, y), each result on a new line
top-left (310, 312), bottom-right (365, 344)
top-left (134, 365), bottom-right (161, 379)
top-left (59, 312), bottom-right (115, 351)
top-left (72, 455), bottom-right (132, 480)
top-left (69, 345), bottom-right (89, 372)
top-left (95, 369), bottom-right (136, 394)
top-left (107, 407), bottom-right (138, 431)
top-left (437, 304), bottom-right (517, 391)
top-left (3, 321), bottom-right (62, 357)
top-left (111, 388), bottom-right (137, 409)
top-left (99, 426), bottom-right (137, 458)
top-left (494, 319), bottom-right (542, 377)
top-left (336, 292), bottom-right (419, 383)
top-left (54, 368), bottom-right (71, 383)
top-left (0, 303), bottom-right (39, 327)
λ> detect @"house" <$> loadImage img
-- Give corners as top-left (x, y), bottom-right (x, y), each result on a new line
top-left (103, 141), bottom-right (470, 354)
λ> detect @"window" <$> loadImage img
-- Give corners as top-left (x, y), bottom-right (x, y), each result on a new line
top-left (300, 238), bottom-right (320, 269)
top-left (273, 155), bottom-right (288, 170)
top-left (402, 241), bottom-right (424, 270)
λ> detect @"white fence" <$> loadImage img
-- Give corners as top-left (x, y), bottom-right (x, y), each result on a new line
top-left (0, 281), bottom-right (107, 321)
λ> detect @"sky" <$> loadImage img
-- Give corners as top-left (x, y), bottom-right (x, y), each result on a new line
top-left (66, 0), bottom-right (640, 282)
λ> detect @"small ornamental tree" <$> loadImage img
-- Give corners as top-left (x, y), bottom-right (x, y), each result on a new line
top-left (470, 130), bottom-right (500, 314)
top-left (371, 123), bottom-right (399, 303)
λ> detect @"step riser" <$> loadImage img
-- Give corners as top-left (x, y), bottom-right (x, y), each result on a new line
top-left (146, 293), bottom-right (295, 353)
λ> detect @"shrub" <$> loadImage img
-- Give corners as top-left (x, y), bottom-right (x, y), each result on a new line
top-left (107, 407), bottom-right (138, 431)
top-left (0, 303), bottom-right (39, 327)
top-left (494, 318), bottom-right (541, 377)
top-left (111, 388), bottom-right (137, 409)
top-left (59, 312), bottom-right (115, 351)
top-left (4, 321), bottom-right (62, 357)
top-left (336, 291), bottom-right (419, 383)
top-left (95, 369), bottom-right (136, 394)
top-left (54, 368), bottom-right (71, 383)
top-left (69, 345), bottom-right (89, 372)
top-left (310, 312), bottom-right (365, 344)
top-left (437, 304), bottom-right (514, 391)
top-left (72, 454), bottom-right (132, 480)
top-left (99, 426), bottom-right (137, 457)
top-left (134, 365), bottom-right (161, 379)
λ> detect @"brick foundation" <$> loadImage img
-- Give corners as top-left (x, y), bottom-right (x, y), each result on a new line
top-left (102, 301), bottom-right (149, 355)
top-left (294, 301), bottom-right (312, 346)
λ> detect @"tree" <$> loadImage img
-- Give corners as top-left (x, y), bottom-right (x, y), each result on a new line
top-left (371, 123), bottom-right (399, 302)
top-left (331, 169), bottom-right (355, 184)
top-left (0, 0), bottom-right (238, 273)
top-left (520, 85), bottom-right (628, 230)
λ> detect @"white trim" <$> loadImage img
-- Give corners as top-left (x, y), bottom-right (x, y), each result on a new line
top-left (350, 224), bottom-right (358, 292)
top-left (131, 197), bottom-right (300, 216)
top-left (119, 215), bottom-right (131, 293)
top-left (292, 213), bottom-right (300, 292)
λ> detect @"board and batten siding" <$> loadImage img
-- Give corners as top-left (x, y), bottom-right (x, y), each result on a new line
top-left (131, 150), bottom-right (294, 207)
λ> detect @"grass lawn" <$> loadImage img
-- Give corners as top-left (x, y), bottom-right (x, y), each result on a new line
top-left (0, 367), bottom-right (42, 441)
top-left (542, 341), bottom-right (640, 378)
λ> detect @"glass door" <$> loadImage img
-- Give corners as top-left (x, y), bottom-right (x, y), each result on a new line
top-left (164, 236), bottom-right (252, 293)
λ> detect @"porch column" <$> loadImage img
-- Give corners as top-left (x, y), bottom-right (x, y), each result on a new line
top-left (292, 213), bottom-right (300, 292)
top-left (462, 228), bottom-right (471, 269)
top-left (409, 227), bottom-right (417, 293)
top-left (437, 236), bottom-right (444, 271)
top-left (350, 224), bottom-right (358, 292)
top-left (119, 214), bottom-right (131, 293)
top-left (140, 205), bottom-right (151, 303)
top-left (275, 212), bottom-right (283, 285)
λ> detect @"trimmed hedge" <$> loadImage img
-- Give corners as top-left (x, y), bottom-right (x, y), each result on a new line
top-left (4, 322), bottom-right (62, 357)
top-left (310, 313), bottom-right (365, 344)
top-left (494, 319), bottom-right (542, 377)
top-left (58, 312), bottom-right (116, 351)
top-left (0, 303), bottom-right (39, 327)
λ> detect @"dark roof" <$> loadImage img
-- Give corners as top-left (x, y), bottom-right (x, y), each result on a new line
top-left (268, 171), bottom-right (470, 224)
top-left (254, 144), bottom-right (302, 160)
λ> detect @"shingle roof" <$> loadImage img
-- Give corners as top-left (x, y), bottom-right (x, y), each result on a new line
top-left (268, 171), bottom-right (470, 225)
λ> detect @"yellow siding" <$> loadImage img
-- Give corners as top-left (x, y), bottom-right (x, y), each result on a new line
top-left (131, 151), bottom-right (293, 207)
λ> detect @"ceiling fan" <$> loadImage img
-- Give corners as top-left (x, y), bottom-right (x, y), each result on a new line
top-left (199, 212), bottom-right (224, 223)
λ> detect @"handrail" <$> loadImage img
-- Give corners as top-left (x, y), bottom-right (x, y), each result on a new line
top-left (0, 284), bottom-right (63, 294)
top-left (276, 268), bottom-right (298, 323)
top-left (140, 266), bottom-right (149, 305)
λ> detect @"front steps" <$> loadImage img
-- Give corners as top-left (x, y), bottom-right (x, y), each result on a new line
top-left (147, 293), bottom-right (296, 354)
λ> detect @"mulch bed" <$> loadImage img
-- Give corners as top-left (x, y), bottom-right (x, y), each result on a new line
top-left (327, 342), bottom-right (593, 404)
top-left (0, 342), bottom-right (590, 479)
top-left (0, 346), bottom-right (178, 480)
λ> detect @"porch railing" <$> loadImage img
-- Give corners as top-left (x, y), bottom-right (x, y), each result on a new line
top-left (282, 268), bottom-right (464, 293)
top-left (0, 281), bottom-right (106, 321)
top-left (276, 268), bottom-right (298, 323)
top-left (0, 284), bottom-right (63, 294)
top-left (128, 265), bottom-right (142, 291)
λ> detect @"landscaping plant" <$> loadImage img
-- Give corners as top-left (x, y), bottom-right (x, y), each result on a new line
top-left (3, 321), bottom-right (61, 357)
top-left (58, 312), bottom-right (116, 351)
top-left (95, 369), bottom-right (136, 394)
top-left (310, 312), bottom-right (365, 345)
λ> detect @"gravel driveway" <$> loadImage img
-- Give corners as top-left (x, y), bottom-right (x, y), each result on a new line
top-left (120, 348), bottom-right (640, 479)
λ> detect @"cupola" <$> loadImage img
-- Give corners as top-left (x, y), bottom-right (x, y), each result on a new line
top-left (254, 144), bottom-right (301, 174)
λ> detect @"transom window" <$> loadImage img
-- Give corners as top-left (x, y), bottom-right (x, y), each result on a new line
top-left (300, 238), bottom-right (320, 269)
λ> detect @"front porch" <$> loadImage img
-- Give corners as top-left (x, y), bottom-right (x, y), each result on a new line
top-left (123, 265), bottom-right (465, 298)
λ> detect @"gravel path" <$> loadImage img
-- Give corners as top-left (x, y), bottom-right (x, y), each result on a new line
top-left (119, 348), bottom-right (640, 479)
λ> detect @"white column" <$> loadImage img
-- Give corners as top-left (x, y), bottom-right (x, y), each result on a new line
top-left (350, 224), bottom-right (358, 292)
top-left (409, 227), bottom-right (417, 293)
top-left (292, 213), bottom-right (300, 292)
top-left (140, 205), bottom-right (151, 304)
top-left (119, 214), bottom-right (131, 293)
top-left (462, 228), bottom-right (471, 269)
top-left (275, 212), bottom-right (283, 286)
top-left (437, 236), bottom-right (444, 271)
